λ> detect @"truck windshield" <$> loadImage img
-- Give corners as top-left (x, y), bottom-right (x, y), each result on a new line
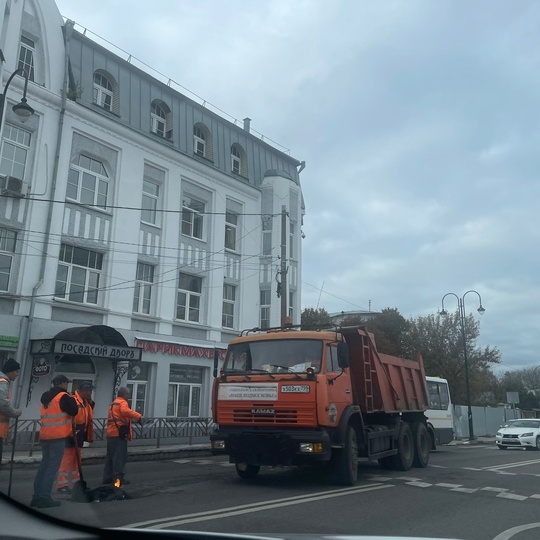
top-left (224, 339), bottom-right (323, 374)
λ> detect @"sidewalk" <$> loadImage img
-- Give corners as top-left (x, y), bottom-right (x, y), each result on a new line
top-left (448, 436), bottom-right (495, 446)
top-left (2, 441), bottom-right (213, 467)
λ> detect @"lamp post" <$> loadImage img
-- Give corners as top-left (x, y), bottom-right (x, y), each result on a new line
top-left (440, 290), bottom-right (485, 441)
top-left (0, 68), bottom-right (35, 128)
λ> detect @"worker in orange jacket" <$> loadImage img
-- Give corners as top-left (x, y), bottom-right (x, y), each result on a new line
top-left (102, 387), bottom-right (142, 487)
top-left (56, 381), bottom-right (95, 494)
top-left (31, 375), bottom-right (77, 508)
top-left (0, 358), bottom-right (22, 468)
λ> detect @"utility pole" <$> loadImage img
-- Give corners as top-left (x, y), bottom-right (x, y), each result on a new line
top-left (280, 205), bottom-right (287, 325)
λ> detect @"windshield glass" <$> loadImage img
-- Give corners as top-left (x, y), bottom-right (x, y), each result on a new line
top-left (225, 339), bottom-right (323, 374)
top-left (505, 420), bottom-right (540, 429)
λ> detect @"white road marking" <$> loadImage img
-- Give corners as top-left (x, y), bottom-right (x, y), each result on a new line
top-left (406, 481), bottom-right (432, 488)
top-left (496, 492), bottom-right (528, 501)
top-left (436, 483), bottom-right (462, 488)
top-left (126, 483), bottom-right (393, 529)
top-left (171, 459), bottom-right (191, 464)
top-left (493, 522), bottom-right (540, 540)
top-left (481, 487), bottom-right (509, 492)
top-left (485, 457), bottom-right (540, 471)
top-left (529, 494), bottom-right (540, 499)
top-left (450, 487), bottom-right (478, 493)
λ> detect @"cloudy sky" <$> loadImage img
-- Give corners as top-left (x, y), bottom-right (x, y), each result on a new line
top-left (53, 0), bottom-right (540, 372)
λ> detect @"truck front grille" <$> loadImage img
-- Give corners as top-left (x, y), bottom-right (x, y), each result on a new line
top-left (219, 406), bottom-right (316, 426)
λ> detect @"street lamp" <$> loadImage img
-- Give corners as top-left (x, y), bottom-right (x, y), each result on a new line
top-left (0, 68), bottom-right (35, 125)
top-left (440, 290), bottom-right (485, 441)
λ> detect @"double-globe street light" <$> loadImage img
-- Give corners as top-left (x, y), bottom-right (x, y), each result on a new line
top-left (0, 68), bottom-right (35, 128)
top-left (440, 290), bottom-right (485, 441)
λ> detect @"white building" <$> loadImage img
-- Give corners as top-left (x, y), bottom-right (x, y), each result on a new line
top-left (0, 0), bottom-right (305, 420)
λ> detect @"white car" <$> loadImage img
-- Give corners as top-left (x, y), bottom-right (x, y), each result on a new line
top-left (496, 419), bottom-right (540, 450)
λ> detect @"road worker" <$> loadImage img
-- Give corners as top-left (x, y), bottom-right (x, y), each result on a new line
top-left (31, 375), bottom-right (78, 508)
top-left (102, 387), bottom-right (143, 487)
top-left (56, 381), bottom-right (95, 494)
top-left (0, 358), bottom-right (22, 467)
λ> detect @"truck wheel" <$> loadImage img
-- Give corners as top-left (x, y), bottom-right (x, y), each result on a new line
top-left (391, 422), bottom-right (414, 471)
top-left (335, 426), bottom-right (359, 485)
top-left (412, 422), bottom-right (430, 468)
top-left (235, 463), bottom-right (260, 480)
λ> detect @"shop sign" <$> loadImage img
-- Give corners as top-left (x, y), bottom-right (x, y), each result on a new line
top-left (32, 357), bottom-right (51, 378)
top-left (30, 339), bottom-right (142, 360)
top-left (0, 335), bottom-right (19, 348)
top-left (169, 364), bottom-right (204, 384)
top-left (136, 339), bottom-right (226, 361)
top-left (54, 340), bottom-right (142, 360)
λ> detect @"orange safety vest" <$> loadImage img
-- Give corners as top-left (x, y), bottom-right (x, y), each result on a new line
top-left (107, 397), bottom-right (141, 440)
top-left (0, 376), bottom-right (11, 439)
top-left (40, 391), bottom-right (72, 440)
top-left (74, 390), bottom-right (94, 443)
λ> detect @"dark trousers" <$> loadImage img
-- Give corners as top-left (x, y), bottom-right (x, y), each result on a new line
top-left (0, 436), bottom-right (3, 468)
top-left (33, 438), bottom-right (66, 500)
top-left (102, 436), bottom-right (128, 483)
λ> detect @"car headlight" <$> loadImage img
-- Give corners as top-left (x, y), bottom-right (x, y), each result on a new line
top-left (496, 432), bottom-right (502, 436)
top-left (520, 432), bottom-right (534, 437)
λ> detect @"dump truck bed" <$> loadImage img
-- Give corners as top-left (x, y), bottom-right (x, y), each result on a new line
top-left (341, 327), bottom-right (428, 414)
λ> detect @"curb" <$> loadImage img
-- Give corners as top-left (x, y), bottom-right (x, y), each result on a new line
top-left (2, 445), bottom-right (213, 468)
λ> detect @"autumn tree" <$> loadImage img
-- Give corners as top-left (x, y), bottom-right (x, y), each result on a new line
top-left (402, 311), bottom-right (501, 405)
top-left (301, 307), bottom-right (332, 328)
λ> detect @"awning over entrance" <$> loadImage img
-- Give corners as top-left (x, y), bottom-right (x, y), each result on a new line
top-left (30, 325), bottom-right (142, 361)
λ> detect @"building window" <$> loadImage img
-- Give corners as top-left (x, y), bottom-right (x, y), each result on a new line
top-left (176, 273), bottom-right (202, 322)
top-left (225, 211), bottom-right (238, 251)
top-left (18, 36), bottom-right (35, 82)
top-left (181, 197), bottom-right (204, 240)
top-left (289, 291), bottom-right (294, 318)
top-left (93, 72), bottom-right (113, 111)
top-left (0, 125), bottom-right (31, 179)
top-left (141, 179), bottom-right (160, 225)
top-left (67, 155), bottom-right (109, 209)
top-left (231, 146), bottom-right (241, 174)
top-left (167, 365), bottom-right (203, 417)
top-left (193, 127), bottom-right (206, 157)
top-left (260, 289), bottom-right (271, 329)
top-left (127, 362), bottom-right (149, 415)
top-left (289, 223), bottom-right (295, 260)
top-left (262, 216), bottom-right (272, 256)
top-left (55, 244), bottom-right (103, 304)
top-left (222, 284), bottom-right (236, 329)
top-left (193, 123), bottom-right (213, 160)
top-left (133, 262), bottom-right (154, 314)
top-left (150, 100), bottom-right (172, 139)
top-left (150, 102), bottom-right (166, 137)
top-left (0, 229), bottom-right (16, 291)
top-left (230, 144), bottom-right (247, 177)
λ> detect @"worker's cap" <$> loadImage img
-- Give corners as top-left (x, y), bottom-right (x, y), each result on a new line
top-left (51, 374), bottom-right (71, 385)
top-left (79, 381), bottom-right (95, 390)
top-left (2, 358), bottom-right (20, 373)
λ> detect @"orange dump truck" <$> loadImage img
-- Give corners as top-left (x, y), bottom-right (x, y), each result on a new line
top-left (210, 325), bottom-right (430, 485)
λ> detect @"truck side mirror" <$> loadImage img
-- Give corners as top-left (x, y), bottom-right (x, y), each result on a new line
top-left (337, 342), bottom-right (350, 368)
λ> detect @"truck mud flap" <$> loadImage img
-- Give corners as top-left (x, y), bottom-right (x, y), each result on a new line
top-left (228, 432), bottom-right (295, 466)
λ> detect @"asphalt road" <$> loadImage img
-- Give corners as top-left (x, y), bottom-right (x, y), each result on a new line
top-left (3, 443), bottom-right (540, 540)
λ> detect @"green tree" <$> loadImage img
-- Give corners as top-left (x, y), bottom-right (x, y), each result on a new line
top-left (402, 311), bottom-right (501, 405)
top-left (365, 308), bottom-right (409, 357)
top-left (301, 307), bottom-right (332, 328)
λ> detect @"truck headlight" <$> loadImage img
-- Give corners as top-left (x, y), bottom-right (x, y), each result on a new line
top-left (299, 443), bottom-right (323, 453)
top-left (212, 440), bottom-right (226, 450)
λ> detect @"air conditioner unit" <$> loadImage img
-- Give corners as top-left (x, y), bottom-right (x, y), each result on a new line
top-left (2, 176), bottom-right (28, 197)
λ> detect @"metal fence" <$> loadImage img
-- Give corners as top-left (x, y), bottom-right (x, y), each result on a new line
top-left (5, 417), bottom-right (217, 456)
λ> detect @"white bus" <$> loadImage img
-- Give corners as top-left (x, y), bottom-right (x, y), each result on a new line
top-left (425, 376), bottom-right (454, 447)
